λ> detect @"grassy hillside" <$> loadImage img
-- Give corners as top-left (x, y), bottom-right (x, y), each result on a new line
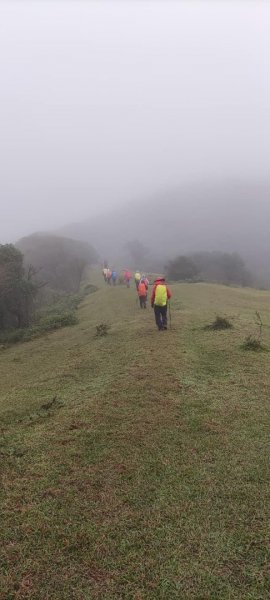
top-left (1, 275), bottom-right (270, 599)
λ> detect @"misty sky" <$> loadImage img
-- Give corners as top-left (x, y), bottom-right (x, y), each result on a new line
top-left (1, 0), bottom-right (270, 242)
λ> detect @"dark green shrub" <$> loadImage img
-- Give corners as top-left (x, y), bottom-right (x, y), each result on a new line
top-left (0, 283), bottom-right (95, 347)
top-left (204, 316), bottom-right (233, 331)
top-left (241, 335), bottom-right (265, 352)
top-left (83, 283), bottom-right (98, 295)
top-left (0, 310), bottom-right (78, 346)
top-left (95, 323), bottom-right (110, 337)
top-left (0, 329), bottom-right (27, 345)
top-left (38, 311), bottom-right (78, 331)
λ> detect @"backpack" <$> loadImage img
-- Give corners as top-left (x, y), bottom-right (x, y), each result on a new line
top-left (138, 282), bottom-right (146, 296)
top-left (154, 284), bottom-right (167, 307)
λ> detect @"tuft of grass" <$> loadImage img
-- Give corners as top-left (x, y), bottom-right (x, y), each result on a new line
top-left (241, 335), bottom-right (266, 352)
top-left (95, 322), bottom-right (110, 337)
top-left (203, 315), bottom-right (233, 330)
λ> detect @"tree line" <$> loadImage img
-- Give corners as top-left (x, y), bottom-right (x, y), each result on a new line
top-left (165, 251), bottom-right (252, 286)
top-left (121, 238), bottom-right (253, 286)
top-left (0, 235), bottom-right (97, 332)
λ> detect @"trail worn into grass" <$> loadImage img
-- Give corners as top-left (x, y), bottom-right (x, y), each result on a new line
top-left (1, 279), bottom-right (270, 599)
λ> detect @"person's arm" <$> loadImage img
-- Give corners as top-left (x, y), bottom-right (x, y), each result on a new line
top-left (151, 285), bottom-right (156, 306)
top-left (167, 286), bottom-right (172, 300)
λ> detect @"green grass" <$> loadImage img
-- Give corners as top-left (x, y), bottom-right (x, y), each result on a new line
top-left (1, 275), bottom-right (270, 599)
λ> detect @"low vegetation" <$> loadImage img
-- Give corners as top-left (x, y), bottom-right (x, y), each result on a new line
top-left (0, 303), bottom-right (78, 346)
top-left (0, 239), bottom-right (99, 346)
top-left (0, 279), bottom-right (98, 347)
top-left (241, 334), bottom-right (266, 352)
top-left (203, 315), bottom-right (233, 330)
top-left (241, 311), bottom-right (267, 352)
top-left (95, 322), bottom-right (110, 337)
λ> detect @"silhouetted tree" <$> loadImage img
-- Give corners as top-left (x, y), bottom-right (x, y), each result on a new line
top-left (17, 235), bottom-right (98, 293)
top-left (166, 256), bottom-right (199, 281)
top-left (0, 244), bottom-right (38, 330)
top-left (190, 251), bottom-right (252, 286)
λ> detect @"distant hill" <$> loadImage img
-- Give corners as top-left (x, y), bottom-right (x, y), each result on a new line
top-left (59, 181), bottom-right (270, 285)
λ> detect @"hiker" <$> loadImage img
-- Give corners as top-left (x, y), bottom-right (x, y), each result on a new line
top-left (134, 270), bottom-right (141, 290)
top-left (124, 269), bottom-right (132, 288)
top-left (138, 279), bottom-right (147, 309)
top-left (106, 268), bottom-right (112, 285)
top-left (102, 266), bottom-right (108, 281)
top-left (151, 277), bottom-right (172, 330)
top-left (140, 274), bottom-right (149, 290)
top-left (111, 269), bottom-right (117, 286)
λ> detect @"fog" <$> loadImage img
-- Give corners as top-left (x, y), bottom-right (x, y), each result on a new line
top-left (1, 0), bottom-right (270, 259)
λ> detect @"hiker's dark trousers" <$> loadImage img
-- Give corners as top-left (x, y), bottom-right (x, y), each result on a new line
top-left (154, 305), bottom-right (167, 329)
top-left (139, 295), bottom-right (147, 309)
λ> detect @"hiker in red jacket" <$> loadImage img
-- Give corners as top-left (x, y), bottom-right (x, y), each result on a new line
top-left (137, 280), bottom-right (147, 309)
top-left (151, 277), bottom-right (172, 330)
top-left (124, 269), bottom-right (132, 288)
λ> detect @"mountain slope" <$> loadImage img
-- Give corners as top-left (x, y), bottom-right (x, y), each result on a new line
top-left (59, 181), bottom-right (270, 282)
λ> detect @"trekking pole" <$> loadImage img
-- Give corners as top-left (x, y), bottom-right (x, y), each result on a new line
top-left (168, 301), bottom-right (172, 329)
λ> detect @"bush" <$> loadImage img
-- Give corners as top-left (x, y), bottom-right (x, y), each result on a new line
top-left (95, 323), bottom-right (110, 337)
top-left (241, 335), bottom-right (266, 352)
top-left (0, 329), bottom-right (27, 345)
top-left (0, 281), bottom-right (98, 347)
top-left (83, 283), bottom-right (98, 295)
top-left (38, 311), bottom-right (78, 330)
top-left (0, 310), bottom-right (78, 346)
top-left (204, 316), bottom-right (233, 330)
top-left (0, 292), bottom-right (81, 346)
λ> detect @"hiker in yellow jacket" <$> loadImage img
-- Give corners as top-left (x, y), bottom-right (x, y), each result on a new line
top-left (151, 277), bottom-right (172, 330)
top-left (134, 270), bottom-right (141, 290)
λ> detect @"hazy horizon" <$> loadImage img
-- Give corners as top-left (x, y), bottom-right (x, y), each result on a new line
top-left (1, 1), bottom-right (270, 243)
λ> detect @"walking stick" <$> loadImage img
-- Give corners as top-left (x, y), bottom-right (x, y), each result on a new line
top-left (168, 301), bottom-right (172, 329)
